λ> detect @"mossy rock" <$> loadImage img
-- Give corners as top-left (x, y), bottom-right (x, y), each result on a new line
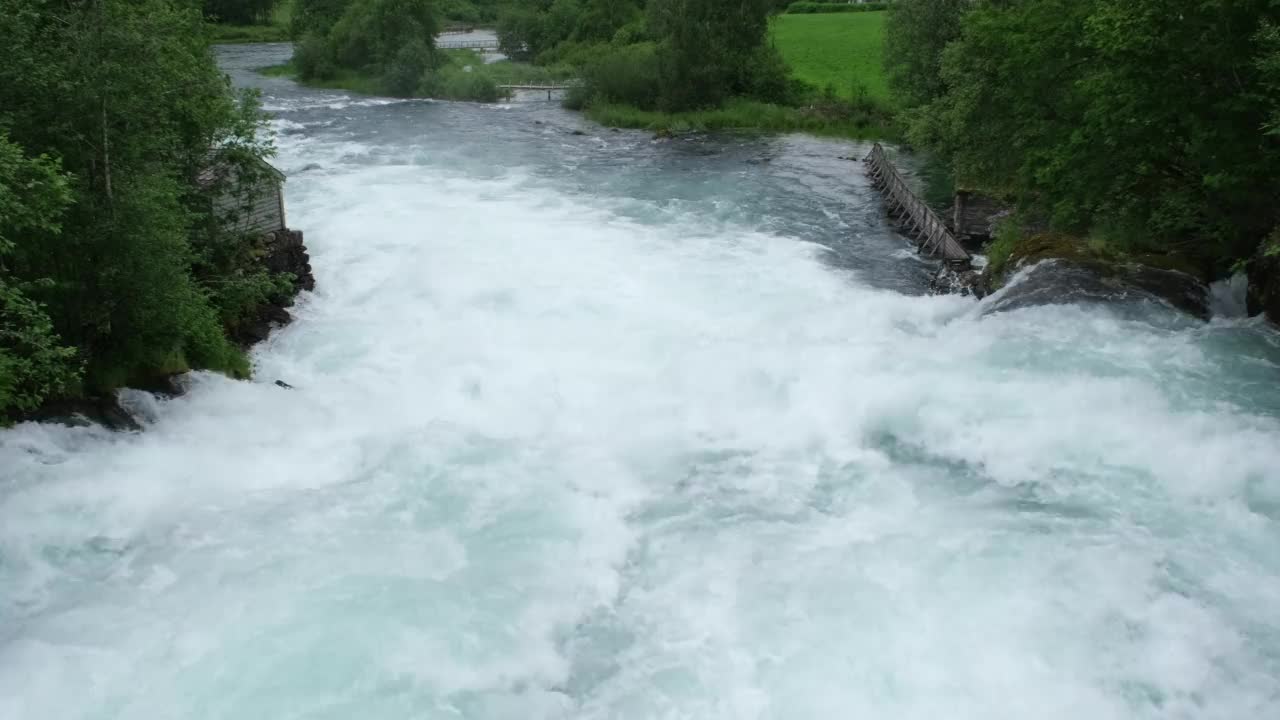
top-left (982, 231), bottom-right (1210, 319)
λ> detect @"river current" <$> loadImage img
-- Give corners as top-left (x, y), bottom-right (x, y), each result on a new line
top-left (3, 44), bottom-right (1280, 719)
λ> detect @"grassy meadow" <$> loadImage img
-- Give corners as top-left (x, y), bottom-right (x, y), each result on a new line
top-left (771, 11), bottom-right (890, 105)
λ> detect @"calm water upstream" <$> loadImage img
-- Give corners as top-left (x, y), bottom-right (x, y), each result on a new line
top-left (3, 43), bottom-right (1280, 719)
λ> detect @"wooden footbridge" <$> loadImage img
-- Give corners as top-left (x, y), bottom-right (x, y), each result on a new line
top-left (863, 143), bottom-right (970, 264)
top-left (498, 83), bottom-right (576, 99)
top-left (437, 38), bottom-right (500, 51)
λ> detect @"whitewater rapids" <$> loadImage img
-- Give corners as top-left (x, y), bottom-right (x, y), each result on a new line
top-left (2, 44), bottom-right (1279, 720)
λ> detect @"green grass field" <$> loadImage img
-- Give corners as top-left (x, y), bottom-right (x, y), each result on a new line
top-left (771, 11), bottom-right (890, 105)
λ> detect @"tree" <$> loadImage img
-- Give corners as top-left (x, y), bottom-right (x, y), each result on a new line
top-left (0, 134), bottom-right (80, 414)
top-left (647, 0), bottom-right (773, 110)
top-left (204, 0), bottom-right (279, 25)
top-left (0, 0), bottom-right (277, 392)
top-left (917, 0), bottom-right (1280, 269)
top-left (883, 0), bottom-right (972, 108)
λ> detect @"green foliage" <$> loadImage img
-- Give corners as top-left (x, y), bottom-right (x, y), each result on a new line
top-left (292, 0), bottom-right (440, 95)
top-left (1261, 22), bottom-right (1280, 134)
top-left (204, 0), bottom-right (280, 25)
top-left (206, 1), bottom-right (292, 43)
top-left (583, 97), bottom-right (891, 137)
top-left (648, 0), bottom-right (774, 110)
top-left (0, 134), bottom-right (81, 415)
top-left (984, 215), bottom-right (1023, 279)
top-left (0, 0), bottom-right (284, 409)
top-left (910, 0), bottom-right (1280, 273)
top-left (385, 38), bottom-right (437, 95)
top-left (422, 64), bottom-right (502, 101)
top-left (329, 0), bottom-right (439, 70)
top-left (771, 12), bottom-right (890, 104)
top-left (568, 42), bottom-right (661, 109)
top-left (436, 0), bottom-right (501, 23)
top-left (294, 31), bottom-right (339, 79)
top-left (883, 0), bottom-right (968, 109)
top-left (290, 0), bottom-right (350, 36)
top-left (785, 2), bottom-right (886, 14)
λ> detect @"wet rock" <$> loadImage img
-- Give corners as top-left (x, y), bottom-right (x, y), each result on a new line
top-left (981, 232), bottom-right (1210, 319)
top-left (263, 229), bottom-right (315, 292)
top-left (984, 259), bottom-right (1209, 319)
top-left (929, 263), bottom-right (985, 297)
top-left (24, 396), bottom-right (143, 432)
top-left (1247, 235), bottom-right (1280, 324)
top-left (570, 129), bottom-right (587, 136)
top-left (231, 228), bottom-right (315, 347)
top-left (274, 380), bottom-right (295, 390)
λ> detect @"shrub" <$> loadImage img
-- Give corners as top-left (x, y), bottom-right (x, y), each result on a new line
top-left (293, 31), bottom-right (337, 80)
top-left (423, 65), bottom-right (502, 102)
top-left (744, 44), bottom-right (794, 105)
top-left (574, 41), bottom-right (661, 109)
top-left (384, 38), bottom-right (435, 96)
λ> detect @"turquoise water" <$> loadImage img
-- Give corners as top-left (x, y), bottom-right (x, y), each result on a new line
top-left (1, 44), bottom-right (1279, 719)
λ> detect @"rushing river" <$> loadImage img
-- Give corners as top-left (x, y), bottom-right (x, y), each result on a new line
top-left (4, 43), bottom-right (1280, 719)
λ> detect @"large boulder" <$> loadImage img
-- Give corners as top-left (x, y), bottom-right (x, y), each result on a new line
top-left (1247, 236), bottom-right (1280, 324)
top-left (229, 228), bottom-right (315, 347)
top-left (978, 233), bottom-right (1210, 319)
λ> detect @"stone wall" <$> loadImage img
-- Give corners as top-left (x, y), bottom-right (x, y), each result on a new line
top-left (233, 228), bottom-right (316, 346)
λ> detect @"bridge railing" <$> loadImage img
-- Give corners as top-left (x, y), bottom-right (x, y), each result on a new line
top-left (863, 143), bottom-right (970, 264)
top-left (437, 39), bottom-right (500, 50)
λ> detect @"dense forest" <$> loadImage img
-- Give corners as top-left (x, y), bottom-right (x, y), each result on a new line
top-left (885, 0), bottom-right (1280, 278)
top-left (0, 0), bottom-right (287, 418)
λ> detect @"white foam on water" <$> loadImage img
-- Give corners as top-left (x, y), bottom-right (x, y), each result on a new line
top-left (1209, 272), bottom-right (1250, 319)
top-left (2, 126), bottom-right (1280, 720)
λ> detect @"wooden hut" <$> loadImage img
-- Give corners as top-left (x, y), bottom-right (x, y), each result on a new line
top-left (198, 155), bottom-right (287, 237)
top-left (952, 190), bottom-right (1008, 242)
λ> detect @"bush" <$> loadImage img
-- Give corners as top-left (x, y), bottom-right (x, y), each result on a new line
top-left (786, 2), bottom-right (886, 13)
top-left (437, 0), bottom-right (481, 25)
top-left (423, 65), bottom-right (502, 102)
top-left (573, 42), bottom-right (661, 109)
top-left (293, 31), bottom-right (337, 80)
top-left (383, 38), bottom-right (435, 96)
top-left (744, 44), bottom-right (795, 104)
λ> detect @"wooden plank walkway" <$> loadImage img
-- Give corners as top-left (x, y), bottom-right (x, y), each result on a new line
top-left (497, 84), bottom-right (576, 99)
top-left (437, 38), bottom-right (500, 50)
top-left (863, 143), bottom-right (970, 264)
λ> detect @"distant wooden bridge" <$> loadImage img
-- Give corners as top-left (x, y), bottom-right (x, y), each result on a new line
top-left (863, 143), bottom-right (971, 264)
top-left (437, 38), bottom-right (500, 50)
top-left (498, 83), bottom-right (576, 99)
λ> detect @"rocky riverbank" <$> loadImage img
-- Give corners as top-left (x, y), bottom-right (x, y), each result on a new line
top-left (931, 232), bottom-right (1212, 320)
top-left (18, 229), bottom-right (315, 431)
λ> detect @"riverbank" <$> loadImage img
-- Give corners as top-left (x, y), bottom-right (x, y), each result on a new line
top-left (580, 99), bottom-right (894, 139)
top-left (260, 49), bottom-right (575, 103)
top-left (261, 61), bottom-right (895, 139)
